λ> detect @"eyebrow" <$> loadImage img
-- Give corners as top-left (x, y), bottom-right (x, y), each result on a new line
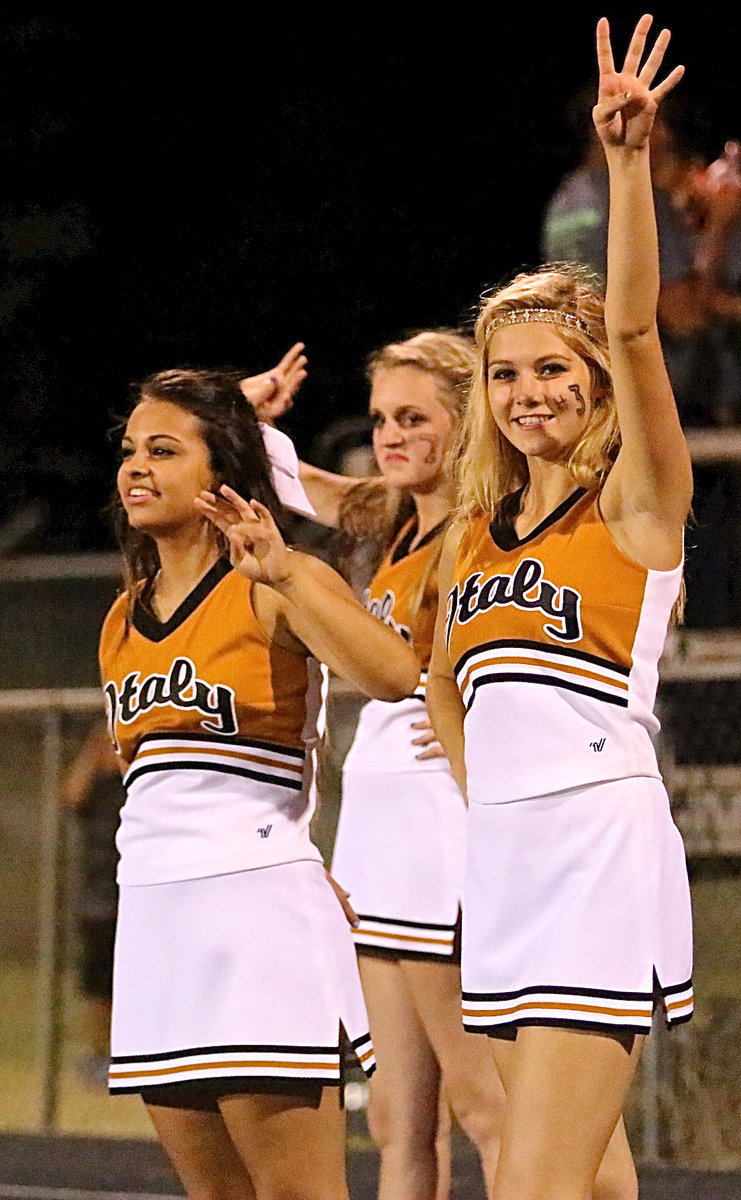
top-left (121, 433), bottom-right (184, 444)
top-left (369, 404), bottom-right (426, 417)
top-left (488, 354), bottom-right (572, 367)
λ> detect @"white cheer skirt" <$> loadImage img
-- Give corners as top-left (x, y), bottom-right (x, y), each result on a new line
top-left (109, 860), bottom-right (375, 1094)
top-left (332, 768), bottom-right (466, 961)
top-left (462, 776), bottom-right (694, 1037)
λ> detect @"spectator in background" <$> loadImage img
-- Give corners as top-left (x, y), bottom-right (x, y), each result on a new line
top-left (542, 87), bottom-right (741, 426)
top-left (62, 719), bottom-right (123, 1085)
top-left (673, 139), bottom-right (741, 424)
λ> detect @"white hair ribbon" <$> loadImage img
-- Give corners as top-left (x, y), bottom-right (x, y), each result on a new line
top-left (259, 423), bottom-right (316, 518)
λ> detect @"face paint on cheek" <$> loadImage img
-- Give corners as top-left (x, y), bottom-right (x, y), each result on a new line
top-left (544, 394), bottom-right (569, 416)
top-left (568, 384), bottom-right (587, 416)
top-left (407, 433), bottom-right (443, 466)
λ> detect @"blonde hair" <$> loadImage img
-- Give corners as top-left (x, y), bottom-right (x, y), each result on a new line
top-left (457, 265), bottom-right (620, 520)
top-left (367, 329), bottom-right (476, 424)
top-left (337, 329), bottom-right (476, 610)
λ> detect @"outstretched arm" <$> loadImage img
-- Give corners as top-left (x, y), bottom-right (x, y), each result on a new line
top-left (297, 460), bottom-right (387, 528)
top-left (426, 523), bottom-right (467, 796)
top-left (596, 15), bottom-right (693, 566)
top-left (195, 486), bottom-right (420, 701)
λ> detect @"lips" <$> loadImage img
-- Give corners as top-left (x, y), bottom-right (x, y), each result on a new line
top-left (125, 487), bottom-right (160, 504)
top-left (513, 415), bottom-right (554, 429)
top-left (382, 453), bottom-right (409, 463)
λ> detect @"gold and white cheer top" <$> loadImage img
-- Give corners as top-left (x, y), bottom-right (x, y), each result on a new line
top-left (343, 518), bottom-right (446, 775)
top-left (446, 490), bottom-right (682, 804)
top-left (99, 559), bottom-right (322, 884)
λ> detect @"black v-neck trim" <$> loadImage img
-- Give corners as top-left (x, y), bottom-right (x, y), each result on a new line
top-left (390, 518), bottom-right (447, 564)
top-left (489, 488), bottom-right (588, 552)
top-left (133, 558), bottom-right (233, 643)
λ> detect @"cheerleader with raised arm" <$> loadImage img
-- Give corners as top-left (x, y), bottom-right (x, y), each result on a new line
top-left (427, 17), bottom-right (693, 1200)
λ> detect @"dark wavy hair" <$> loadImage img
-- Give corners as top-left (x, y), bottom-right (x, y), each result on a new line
top-left (113, 367), bottom-right (291, 613)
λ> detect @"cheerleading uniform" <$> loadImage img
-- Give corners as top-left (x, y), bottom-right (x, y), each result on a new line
top-left (446, 489), bottom-right (693, 1038)
top-left (332, 519), bottom-right (466, 962)
top-left (99, 558), bottom-right (374, 1096)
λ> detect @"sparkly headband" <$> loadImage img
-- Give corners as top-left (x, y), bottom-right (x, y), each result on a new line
top-left (486, 308), bottom-right (589, 336)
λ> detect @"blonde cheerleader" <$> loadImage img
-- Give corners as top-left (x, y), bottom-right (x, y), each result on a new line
top-left (428, 17), bottom-right (692, 1200)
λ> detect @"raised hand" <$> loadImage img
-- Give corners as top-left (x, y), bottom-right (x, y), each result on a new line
top-left (593, 14), bottom-right (684, 152)
top-left (239, 343), bottom-right (308, 425)
top-left (194, 485), bottom-right (292, 587)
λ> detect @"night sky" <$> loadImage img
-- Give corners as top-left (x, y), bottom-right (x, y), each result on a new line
top-left (2, 10), bottom-right (737, 551)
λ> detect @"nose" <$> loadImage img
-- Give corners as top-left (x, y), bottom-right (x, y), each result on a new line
top-left (512, 388), bottom-right (543, 410)
top-left (377, 421), bottom-right (405, 446)
top-left (122, 452), bottom-right (151, 478)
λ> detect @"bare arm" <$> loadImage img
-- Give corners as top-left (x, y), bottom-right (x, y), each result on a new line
top-left (298, 461), bottom-right (386, 528)
top-left (270, 552), bottom-right (419, 700)
top-left (195, 486), bottom-right (420, 701)
top-left (426, 522), bottom-right (467, 796)
top-left (61, 723), bottom-right (117, 808)
top-left (595, 16), bottom-right (693, 567)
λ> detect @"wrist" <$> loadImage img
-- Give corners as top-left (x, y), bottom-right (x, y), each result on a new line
top-left (268, 549), bottom-right (300, 597)
top-left (604, 143), bottom-right (651, 165)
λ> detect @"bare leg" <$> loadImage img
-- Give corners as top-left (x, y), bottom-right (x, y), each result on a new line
top-left (146, 1103), bottom-right (256, 1200)
top-left (220, 1087), bottom-right (349, 1200)
top-left (400, 959), bottom-right (505, 1192)
top-left (435, 1092), bottom-right (453, 1200)
top-left (592, 1120), bottom-right (638, 1200)
top-left (491, 1028), bottom-right (643, 1200)
top-left (488, 1037), bottom-right (638, 1200)
top-left (360, 955), bottom-right (442, 1200)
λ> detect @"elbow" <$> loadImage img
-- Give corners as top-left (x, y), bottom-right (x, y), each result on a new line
top-left (606, 318), bottom-right (655, 345)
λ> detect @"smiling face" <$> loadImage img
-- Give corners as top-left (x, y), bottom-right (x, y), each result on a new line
top-left (370, 366), bottom-right (456, 493)
top-left (118, 398), bottom-right (215, 537)
top-left (486, 323), bottom-right (594, 462)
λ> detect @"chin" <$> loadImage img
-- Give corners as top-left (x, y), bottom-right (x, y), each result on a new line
top-left (392, 467), bottom-right (438, 490)
top-left (122, 507), bottom-right (170, 535)
top-left (512, 431), bottom-right (571, 457)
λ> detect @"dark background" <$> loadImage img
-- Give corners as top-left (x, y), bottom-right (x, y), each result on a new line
top-left (2, 9), bottom-right (737, 551)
